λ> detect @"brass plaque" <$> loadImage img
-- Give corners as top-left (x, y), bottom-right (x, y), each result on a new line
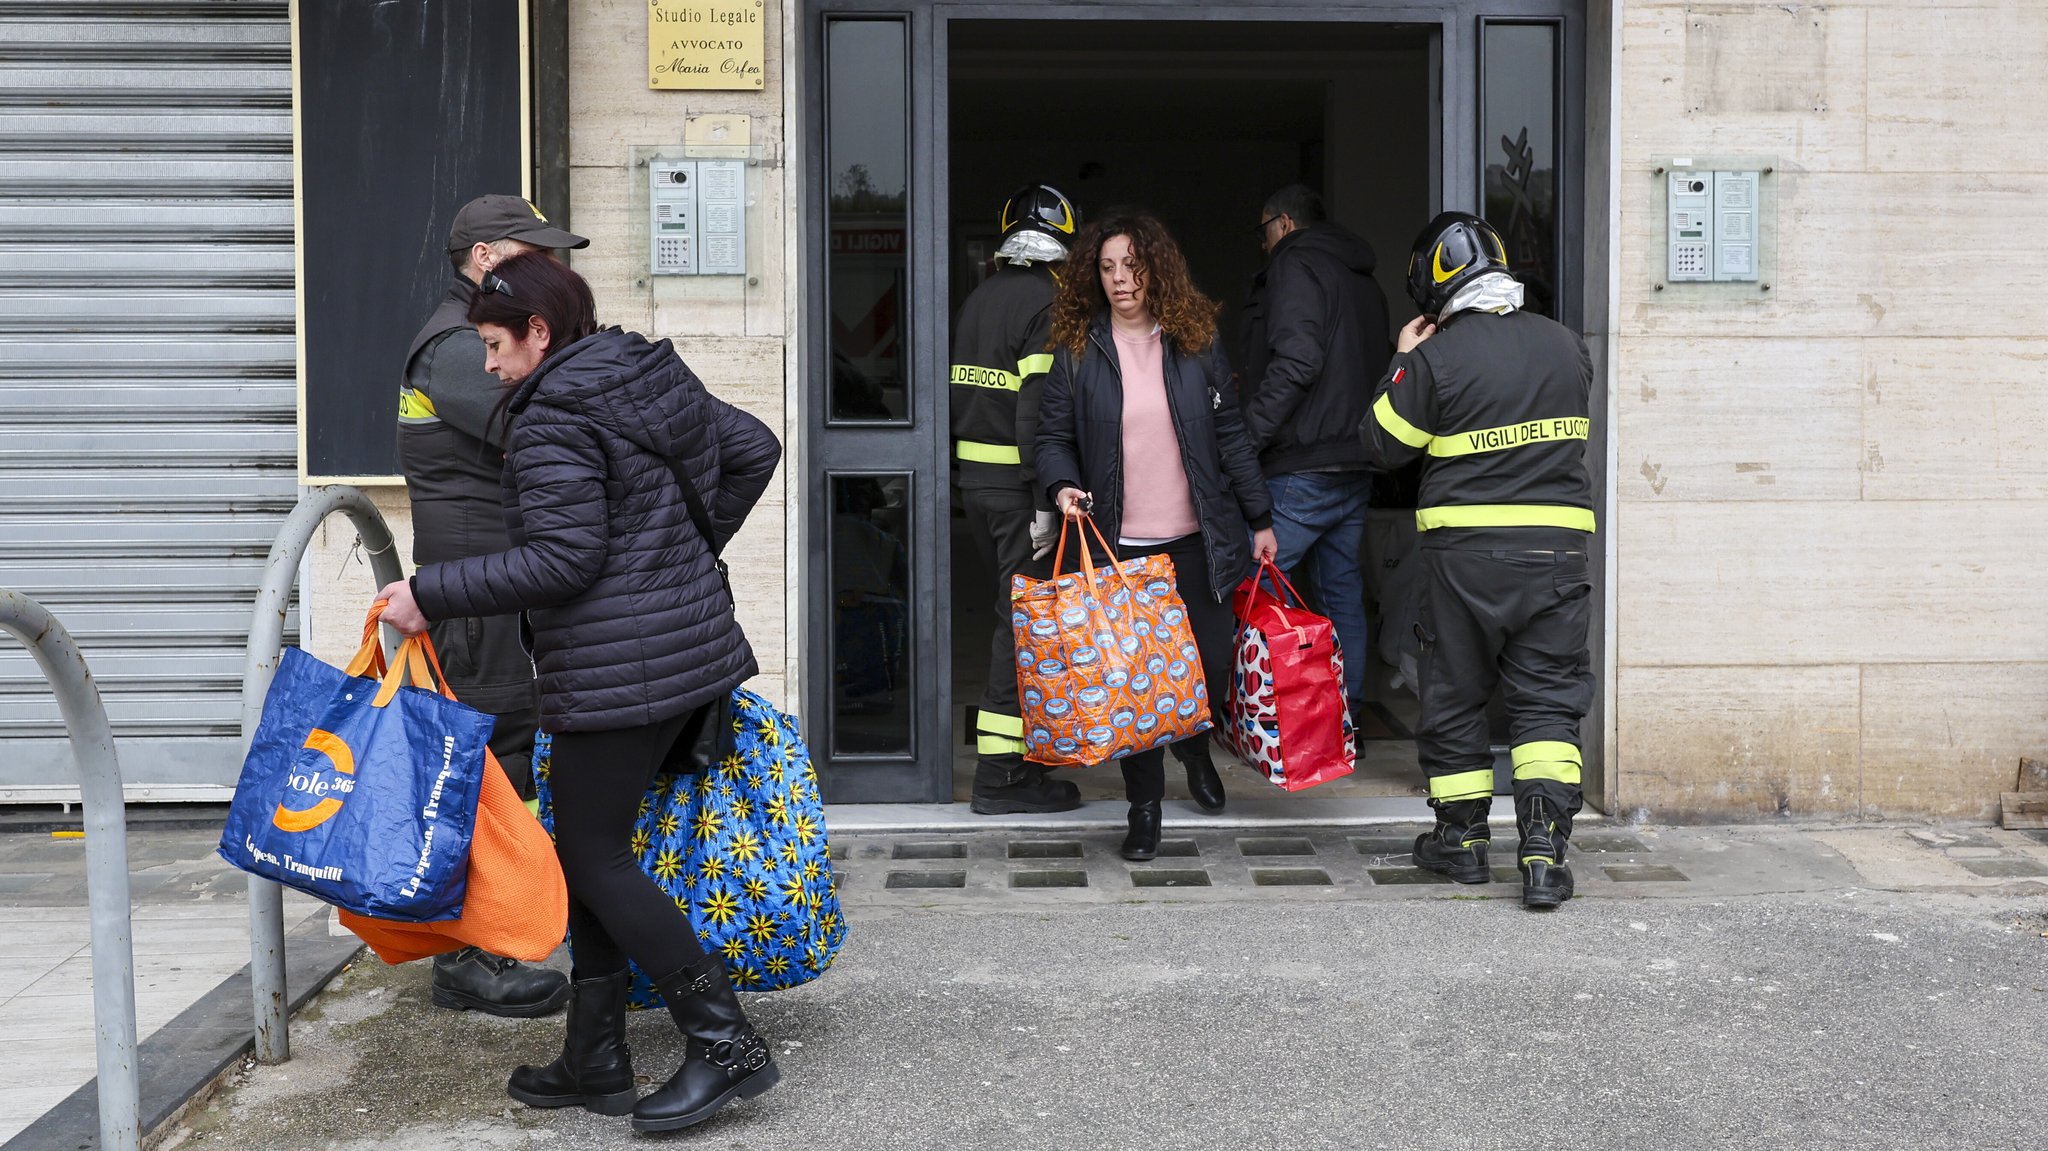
top-left (648, 0), bottom-right (765, 90)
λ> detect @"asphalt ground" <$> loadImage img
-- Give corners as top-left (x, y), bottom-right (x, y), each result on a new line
top-left (156, 824), bottom-right (2048, 1151)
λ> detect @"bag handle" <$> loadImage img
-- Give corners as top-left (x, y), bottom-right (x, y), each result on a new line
top-left (1245, 558), bottom-right (1321, 652)
top-left (371, 634), bottom-right (458, 708)
top-left (1050, 514), bottom-right (1133, 596)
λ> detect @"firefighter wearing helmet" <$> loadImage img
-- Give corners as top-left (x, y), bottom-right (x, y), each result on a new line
top-left (952, 183), bottom-right (1083, 814)
top-left (1364, 211), bottom-right (1597, 909)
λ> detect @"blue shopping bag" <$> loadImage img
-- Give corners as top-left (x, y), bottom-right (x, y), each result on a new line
top-left (535, 687), bottom-right (846, 1000)
top-left (220, 634), bottom-right (496, 922)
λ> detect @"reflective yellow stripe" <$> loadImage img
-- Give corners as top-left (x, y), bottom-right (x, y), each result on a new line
top-left (956, 440), bottom-right (1021, 464)
top-left (977, 733), bottom-right (1027, 756)
top-left (1511, 741), bottom-right (1583, 784)
top-left (1429, 416), bottom-right (1590, 457)
top-left (976, 711), bottom-right (1024, 738)
top-left (1373, 393), bottom-right (1433, 449)
top-left (1428, 769), bottom-right (1495, 803)
top-left (397, 387), bottom-right (438, 420)
top-left (1016, 353), bottom-right (1054, 378)
top-left (1415, 505), bottom-right (1596, 533)
top-left (951, 363), bottom-right (1021, 391)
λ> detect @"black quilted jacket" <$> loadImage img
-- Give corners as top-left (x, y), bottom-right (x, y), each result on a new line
top-left (413, 327), bottom-right (781, 733)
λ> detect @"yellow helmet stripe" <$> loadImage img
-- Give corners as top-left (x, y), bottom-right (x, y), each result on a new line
top-left (1432, 243), bottom-right (1470, 284)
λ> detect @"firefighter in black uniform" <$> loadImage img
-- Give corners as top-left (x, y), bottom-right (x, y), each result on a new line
top-left (954, 184), bottom-right (1084, 814)
top-left (1363, 212), bottom-right (1595, 909)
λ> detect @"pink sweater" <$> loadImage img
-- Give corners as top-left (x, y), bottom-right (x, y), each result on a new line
top-left (1113, 326), bottom-right (1198, 542)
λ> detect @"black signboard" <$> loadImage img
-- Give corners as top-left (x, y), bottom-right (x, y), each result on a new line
top-left (298, 1), bottom-right (525, 478)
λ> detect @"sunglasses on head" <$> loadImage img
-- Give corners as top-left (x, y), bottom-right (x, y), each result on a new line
top-left (480, 272), bottom-right (515, 297)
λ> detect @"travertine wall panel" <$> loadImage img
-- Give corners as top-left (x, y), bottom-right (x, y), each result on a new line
top-left (1859, 339), bottom-right (2048, 501)
top-left (303, 485), bottom-right (414, 667)
top-left (1617, 2), bottom-right (2048, 817)
top-left (1866, 4), bottom-right (2048, 172)
top-left (1618, 337), bottom-right (1863, 502)
top-left (567, 0), bottom-right (793, 703)
top-left (1617, 500), bottom-right (2048, 667)
top-left (1858, 663), bottom-right (2048, 821)
top-left (1616, 665), bottom-right (1862, 817)
top-left (1621, 5), bottom-right (1866, 171)
top-left (1622, 172), bottom-right (2043, 339)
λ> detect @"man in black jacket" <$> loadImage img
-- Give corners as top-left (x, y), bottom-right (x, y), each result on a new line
top-left (951, 185), bottom-right (1083, 814)
top-left (1241, 185), bottom-right (1391, 716)
top-left (396, 194), bottom-right (585, 1014)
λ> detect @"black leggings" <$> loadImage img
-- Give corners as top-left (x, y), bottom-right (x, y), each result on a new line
top-left (1119, 532), bottom-right (1236, 805)
top-left (547, 711), bottom-right (706, 981)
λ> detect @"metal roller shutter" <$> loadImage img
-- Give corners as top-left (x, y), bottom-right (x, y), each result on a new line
top-left (0, 0), bottom-right (295, 801)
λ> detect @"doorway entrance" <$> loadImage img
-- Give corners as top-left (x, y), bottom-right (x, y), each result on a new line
top-left (802, 0), bottom-right (1596, 808)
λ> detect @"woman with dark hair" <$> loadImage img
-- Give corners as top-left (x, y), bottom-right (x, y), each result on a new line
top-left (374, 251), bottom-right (785, 1133)
top-left (1035, 213), bottom-right (1276, 859)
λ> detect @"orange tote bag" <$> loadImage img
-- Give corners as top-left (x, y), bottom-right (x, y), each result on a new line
top-left (1010, 516), bottom-right (1214, 768)
top-left (334, 605), bottom-right (568, 964)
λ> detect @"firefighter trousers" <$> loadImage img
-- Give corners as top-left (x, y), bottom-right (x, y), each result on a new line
top-left (1413, 544), bottom-right (1593, 820)
top-left (960, 483), bottom-right (1051, 784)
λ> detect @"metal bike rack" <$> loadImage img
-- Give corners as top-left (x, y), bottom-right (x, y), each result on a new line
top-left (0, 589), bottom-right (140, 1151)
top-left (240, 485), bottom-right (402, 1064)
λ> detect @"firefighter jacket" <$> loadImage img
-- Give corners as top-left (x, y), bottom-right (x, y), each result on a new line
top-left (950, 262), bottom-right (1058, 510)
top-left (1363, 308), bottom-right (1595, 549)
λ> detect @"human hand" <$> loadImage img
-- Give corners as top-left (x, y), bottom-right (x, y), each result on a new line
top-left (1396, 314), bottom-right (1437, 354)
top-left (375, 579), bottom-right (429, 636)
top-left (1251, 527), bottom-right (1279, 564)
top-left (1030, 509), bottom-right (1060, 560)
top-left (1055, 488), bottom-right (1094, 519)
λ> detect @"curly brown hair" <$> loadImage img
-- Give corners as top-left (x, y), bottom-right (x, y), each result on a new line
top-left (1048, 212), bottom-right (1219, 358)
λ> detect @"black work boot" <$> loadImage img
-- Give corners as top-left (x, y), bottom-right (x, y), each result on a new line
top-left (1120, 800), bottom-right (1162, 861)
top-left (1173, 735), bottom-right (1227, 813)
top-left (1412, 798), bottom-right (1493, 884)
top-left (970, 759), bottom-right (1082, 815)
top-left (506, 971), bottom-right (637, 1115)
top-left (1517, 798), bottom-right (1575, 910)
top-left (632, 960), bottom-right (781, 1133)
top-left (432, 947), bottom-right (570, 1017)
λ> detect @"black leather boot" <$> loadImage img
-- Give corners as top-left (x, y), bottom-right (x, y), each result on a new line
top-left (505, 971), bottom-right (637, 1115)
top-left (1517, 797), bottom-right (1575, 910)
top-left (970, 760), bottom-right (1082, 815)
top-left (1120, 800), bottom-right (1162, 861)
top-left (432, 947), bottom-right (570, 1017)
top-left (631, 960), bottom-right (780, 1133)
top-left (1413, 798), bottom-right (1493, 884)
top-left (1173, 736), bottom-right (1226, 813)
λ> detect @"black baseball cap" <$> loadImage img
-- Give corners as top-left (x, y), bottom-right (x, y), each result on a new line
top-left (446, 194), bottom-right (589, 252)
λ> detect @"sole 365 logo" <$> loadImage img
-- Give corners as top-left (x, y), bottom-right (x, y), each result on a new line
top-left (272, 729), bottom-right (356, 832)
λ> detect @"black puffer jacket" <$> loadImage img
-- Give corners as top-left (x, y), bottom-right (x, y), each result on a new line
top-left (1034, 320), bottom-right (1273, 603)
top-left (414, 328), bottom-right (782, 733)
top-left (1239, 223), bottom-right (1392, 475)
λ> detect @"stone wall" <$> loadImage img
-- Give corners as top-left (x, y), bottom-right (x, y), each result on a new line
top-left (1613, 0), bottom-right (2048, 818)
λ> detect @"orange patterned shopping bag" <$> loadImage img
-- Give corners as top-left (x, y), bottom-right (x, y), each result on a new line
top-left (1010, 516), bottom-right (1213, 768)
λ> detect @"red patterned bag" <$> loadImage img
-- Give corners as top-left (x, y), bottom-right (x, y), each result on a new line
top-left (1011, 516), bottom-right (1213, 768)
top-left (1224, 561), bottom-right (1356, 791)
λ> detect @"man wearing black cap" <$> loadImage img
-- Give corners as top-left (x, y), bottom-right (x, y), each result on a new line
top-left (398, 194), bottom-right (587, 1016)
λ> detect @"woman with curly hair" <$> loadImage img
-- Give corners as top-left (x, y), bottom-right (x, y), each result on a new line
top-left (1033, 212), bottom-right (1276, 859)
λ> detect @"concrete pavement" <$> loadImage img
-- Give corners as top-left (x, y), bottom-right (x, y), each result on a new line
top-left (151, 821), bottom-right (2048, 1151)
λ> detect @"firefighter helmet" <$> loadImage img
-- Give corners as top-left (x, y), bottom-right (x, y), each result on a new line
top-left (999, 184), bottom-right (1078, 240)
top-left (1405, 211), bottom-right (1511, 316)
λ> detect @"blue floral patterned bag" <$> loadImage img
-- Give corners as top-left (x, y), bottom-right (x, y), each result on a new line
top-left (534, 687), bottom-right (845, 1002)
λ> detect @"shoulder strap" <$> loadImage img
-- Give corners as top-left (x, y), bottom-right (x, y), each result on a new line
top-left (662, 455), bottom-right (724, 561)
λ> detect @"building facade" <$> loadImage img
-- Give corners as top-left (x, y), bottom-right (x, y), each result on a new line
top-left (2, 0), bottom-right (2041, 820)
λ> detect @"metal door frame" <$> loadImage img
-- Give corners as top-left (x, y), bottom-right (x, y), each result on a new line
top-left (801, 0), bottom-right (1595, 805)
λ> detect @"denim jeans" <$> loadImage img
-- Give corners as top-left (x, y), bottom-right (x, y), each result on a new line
top-left (1264, 470), bottom-right (1371, 704)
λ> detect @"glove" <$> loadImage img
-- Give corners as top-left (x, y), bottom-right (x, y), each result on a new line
top-left (1029, 509), bottom-right (1059, 560)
